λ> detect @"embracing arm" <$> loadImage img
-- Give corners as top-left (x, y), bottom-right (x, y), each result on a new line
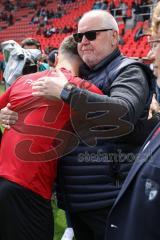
top-left (64, 65), bottom-right (149, 124)
top-left (31, 66), bottom-right (149, 124)
top-left (0, 87), bottom-right (18, 129)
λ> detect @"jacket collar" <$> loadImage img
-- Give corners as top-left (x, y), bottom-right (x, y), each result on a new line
top-left (79, 48), bottom-right (121, 78)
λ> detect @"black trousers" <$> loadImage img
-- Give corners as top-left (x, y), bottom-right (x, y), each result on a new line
top-left (69, 207), bottom-right (111, 240)
top-left (0, 178), bottom-right (54, 240)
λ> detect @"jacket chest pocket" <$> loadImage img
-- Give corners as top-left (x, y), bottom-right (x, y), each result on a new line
top-left (141, 163), bottom-right (160, 204)
top-left (140, 163), bottom-right (160, 235)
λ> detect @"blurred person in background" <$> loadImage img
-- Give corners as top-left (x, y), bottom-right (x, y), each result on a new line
top-left (146, 2), bottom-right (160, 117)
top-left (19, 37), bottom-right (50, 72)
top-left (150, 1), bottom-right (160, 103)
top-left (1, 38), bottom-right (49, 88)
top-left (106, 36), bottom-right (160, 240)
top-left (105, 2), bottom-right (160, 239)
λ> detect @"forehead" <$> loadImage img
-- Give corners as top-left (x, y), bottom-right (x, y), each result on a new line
top-left (23, 45), bottom-right (38, 49)
top-left (78, 14), bottom-right (104, 31)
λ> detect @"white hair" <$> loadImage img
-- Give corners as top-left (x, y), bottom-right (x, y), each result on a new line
top-left (80, 10), bottom-right (119, 33)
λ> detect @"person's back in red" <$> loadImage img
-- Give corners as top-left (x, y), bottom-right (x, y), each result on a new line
top-left (0, 68), bottom-right (103, 199)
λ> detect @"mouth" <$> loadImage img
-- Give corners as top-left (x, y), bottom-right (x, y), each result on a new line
top-left (82, 49), bottom-right (92, 53)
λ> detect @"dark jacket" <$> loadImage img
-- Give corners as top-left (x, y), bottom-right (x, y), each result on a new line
top-left (106, 122), bottom-right (160, 240)
top-left (57, 48), bottom-right (155, 212)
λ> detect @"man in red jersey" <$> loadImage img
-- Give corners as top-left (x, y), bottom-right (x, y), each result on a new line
top-left (0, 35), bottom-right (103, 240)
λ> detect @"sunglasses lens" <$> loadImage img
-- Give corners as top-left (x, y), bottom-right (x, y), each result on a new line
top-left (73, 31), bottom-right (97, 43)
top-left (85, 31), bottom-right (96, 41)
top-left (73, 33), bottom-right (83, 43)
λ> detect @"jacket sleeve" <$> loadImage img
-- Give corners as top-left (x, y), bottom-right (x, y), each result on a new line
top-left (66, 65), bottom-right (150, 124)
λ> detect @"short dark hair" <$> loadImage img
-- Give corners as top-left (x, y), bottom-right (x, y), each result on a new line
top-left (21, 38), bottom-right (41, 49)
top-left (59, 35), bottom-right (78, 56)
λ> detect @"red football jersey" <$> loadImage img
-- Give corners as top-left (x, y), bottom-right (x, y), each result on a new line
top-left (0, 68), bottom-right (103, 199)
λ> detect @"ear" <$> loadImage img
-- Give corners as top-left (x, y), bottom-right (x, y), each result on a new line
top-left (54, 54), bottom-right (58, 66)
top-left (111, 31), bottom-right (119, 46)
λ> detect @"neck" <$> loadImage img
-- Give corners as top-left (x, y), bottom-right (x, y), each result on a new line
top-left (56, 59), bottom-right (78, 76)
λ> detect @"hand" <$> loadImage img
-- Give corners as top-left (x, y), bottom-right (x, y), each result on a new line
top-left (0, 103), bottom-right (18, 129)
top-left (32, 69), bottom-right (68, 99)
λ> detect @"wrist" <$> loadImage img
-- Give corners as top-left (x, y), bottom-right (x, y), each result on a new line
top-left (60, 82), bottom-right (76, 103)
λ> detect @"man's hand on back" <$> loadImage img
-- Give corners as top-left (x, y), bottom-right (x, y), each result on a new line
top-left (0, 103), bottom-right (18, 129)
top-left (32, 69), bottom-right (68, 99)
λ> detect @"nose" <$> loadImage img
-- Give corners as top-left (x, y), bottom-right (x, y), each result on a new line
top-left (81, 35), bottom-right (90, 43)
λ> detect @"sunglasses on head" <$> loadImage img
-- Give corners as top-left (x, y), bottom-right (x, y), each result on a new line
top-left (73, 28), bottom-right (113, 43)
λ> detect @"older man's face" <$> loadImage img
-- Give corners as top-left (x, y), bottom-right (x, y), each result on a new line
top-left (77, 15), bottom-right (118, 68)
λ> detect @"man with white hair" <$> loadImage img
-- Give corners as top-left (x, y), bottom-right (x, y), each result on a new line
top-left (0, 10), bottom-right (155, 240)
top-left (31, 10), bottom-right (155, 240)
